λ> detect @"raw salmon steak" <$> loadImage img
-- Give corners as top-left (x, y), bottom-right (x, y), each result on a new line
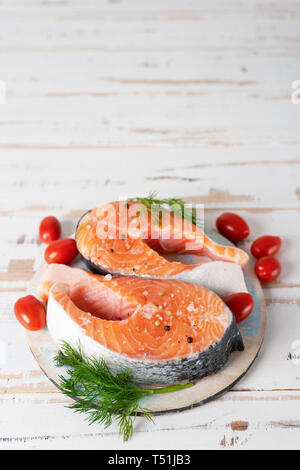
top-left (75, 201), bottom-right (249, 297)
top-left (42, 264), bottom-right (244, 384)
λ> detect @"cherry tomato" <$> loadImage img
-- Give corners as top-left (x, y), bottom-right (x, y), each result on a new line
top-left (224, 292), bottom-right (254, 323)
top-left (44, 238), bottom-right (78, 265)
top-left (39, 216), bottom-right (61, 244)
top-left (216, 212), bottom-right (250, 241)
top-left (14, 295), bottom-right (46, 331)
top-left (251, 235), bottom-right (282, 259)
top-left (255, 255), bottom-right (281, 283)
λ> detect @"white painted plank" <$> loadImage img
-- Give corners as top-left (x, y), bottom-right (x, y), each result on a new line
top-left (1, 1), bottom-right (300, 53)
top-left (1, 76), bottom-right (298, 148)
top-left (0, 1), bottom-right (299, 149)
top-left (0, 150), bottom-right (300, 210)
top-left (0, 390), bottom-right (300, 449)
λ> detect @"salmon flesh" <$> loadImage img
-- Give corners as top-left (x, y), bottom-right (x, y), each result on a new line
top-left (75, 201), bottom-right (249, 297)
top-left (41, 264), bottom-right (244, 384)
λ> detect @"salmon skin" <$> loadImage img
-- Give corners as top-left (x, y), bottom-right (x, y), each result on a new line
top-left (42, 264), bottom-right (244, 384)
top-left (75, 201), bottom-right (249, 297)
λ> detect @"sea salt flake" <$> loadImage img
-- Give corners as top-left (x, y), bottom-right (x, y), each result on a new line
top-left (133, 305), bottom-right (141, 315)
top-left (187, 302), bottom-right (196, 313)
top-left (104, 274), bottom-right (112, 281)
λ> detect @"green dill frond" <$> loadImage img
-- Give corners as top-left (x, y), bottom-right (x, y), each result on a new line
top-left (129, 193), bottom-right (197, 226)
top-left (55, 342), bottom-right (153, 441)
top-left (54, 342), bottom-right (194, 441)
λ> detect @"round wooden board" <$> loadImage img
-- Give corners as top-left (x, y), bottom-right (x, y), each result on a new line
top-left (26, 230), bottom-right (266, 415)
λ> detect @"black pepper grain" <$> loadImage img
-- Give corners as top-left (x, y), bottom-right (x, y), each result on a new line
top-left (164, 325), bottom-right (170, 332)
top-left (110, 248), bottom-right (114, 252)
top-left (187, 337), bottom-right (193, 343)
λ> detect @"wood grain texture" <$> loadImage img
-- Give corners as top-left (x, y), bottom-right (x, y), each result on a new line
top-left (0, 0), bottom-right (299, 449)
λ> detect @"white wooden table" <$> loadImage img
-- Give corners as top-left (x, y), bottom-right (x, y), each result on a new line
top-left (1, 0), bottom-right (300, 450)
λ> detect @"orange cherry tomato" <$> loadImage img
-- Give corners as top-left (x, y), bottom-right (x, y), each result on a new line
top-left (216, 212), bottom-right (250, 241)
top-left (251, 235), bottom-right (282, 259)
top-left (44, 238), bottom-right (78, 264)
top-left (39, 216), bottom-right (61, 244)
top-left (14, 295), bottom-right (46, 331)
top-left (224, 292), bottom-right (254, 323)
top-left (255, 255), bottom-right (281, 283)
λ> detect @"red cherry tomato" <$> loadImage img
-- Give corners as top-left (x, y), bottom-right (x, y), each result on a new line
top-left (255, 256), bottom-right (281, 283)
top-left (14, 295), bottom-right (46, 331)
top-left (39, 216), bottom-right (61, 244)
top-left (251, 235), bottom-right (282, 259)
top-left (44, 238), bottom-right (78, 264)
top-left (44, 238), bottom-right (78, 265)
top-left (224, 292), bottom-right (254, 323)
top-left (216, 212), bottom-right (250, 241)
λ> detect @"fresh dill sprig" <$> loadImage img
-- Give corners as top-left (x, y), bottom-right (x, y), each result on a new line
top-left (54, 341), bottom-right (194, 441)
top-left (129, 192), bottom-right (197, 226)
